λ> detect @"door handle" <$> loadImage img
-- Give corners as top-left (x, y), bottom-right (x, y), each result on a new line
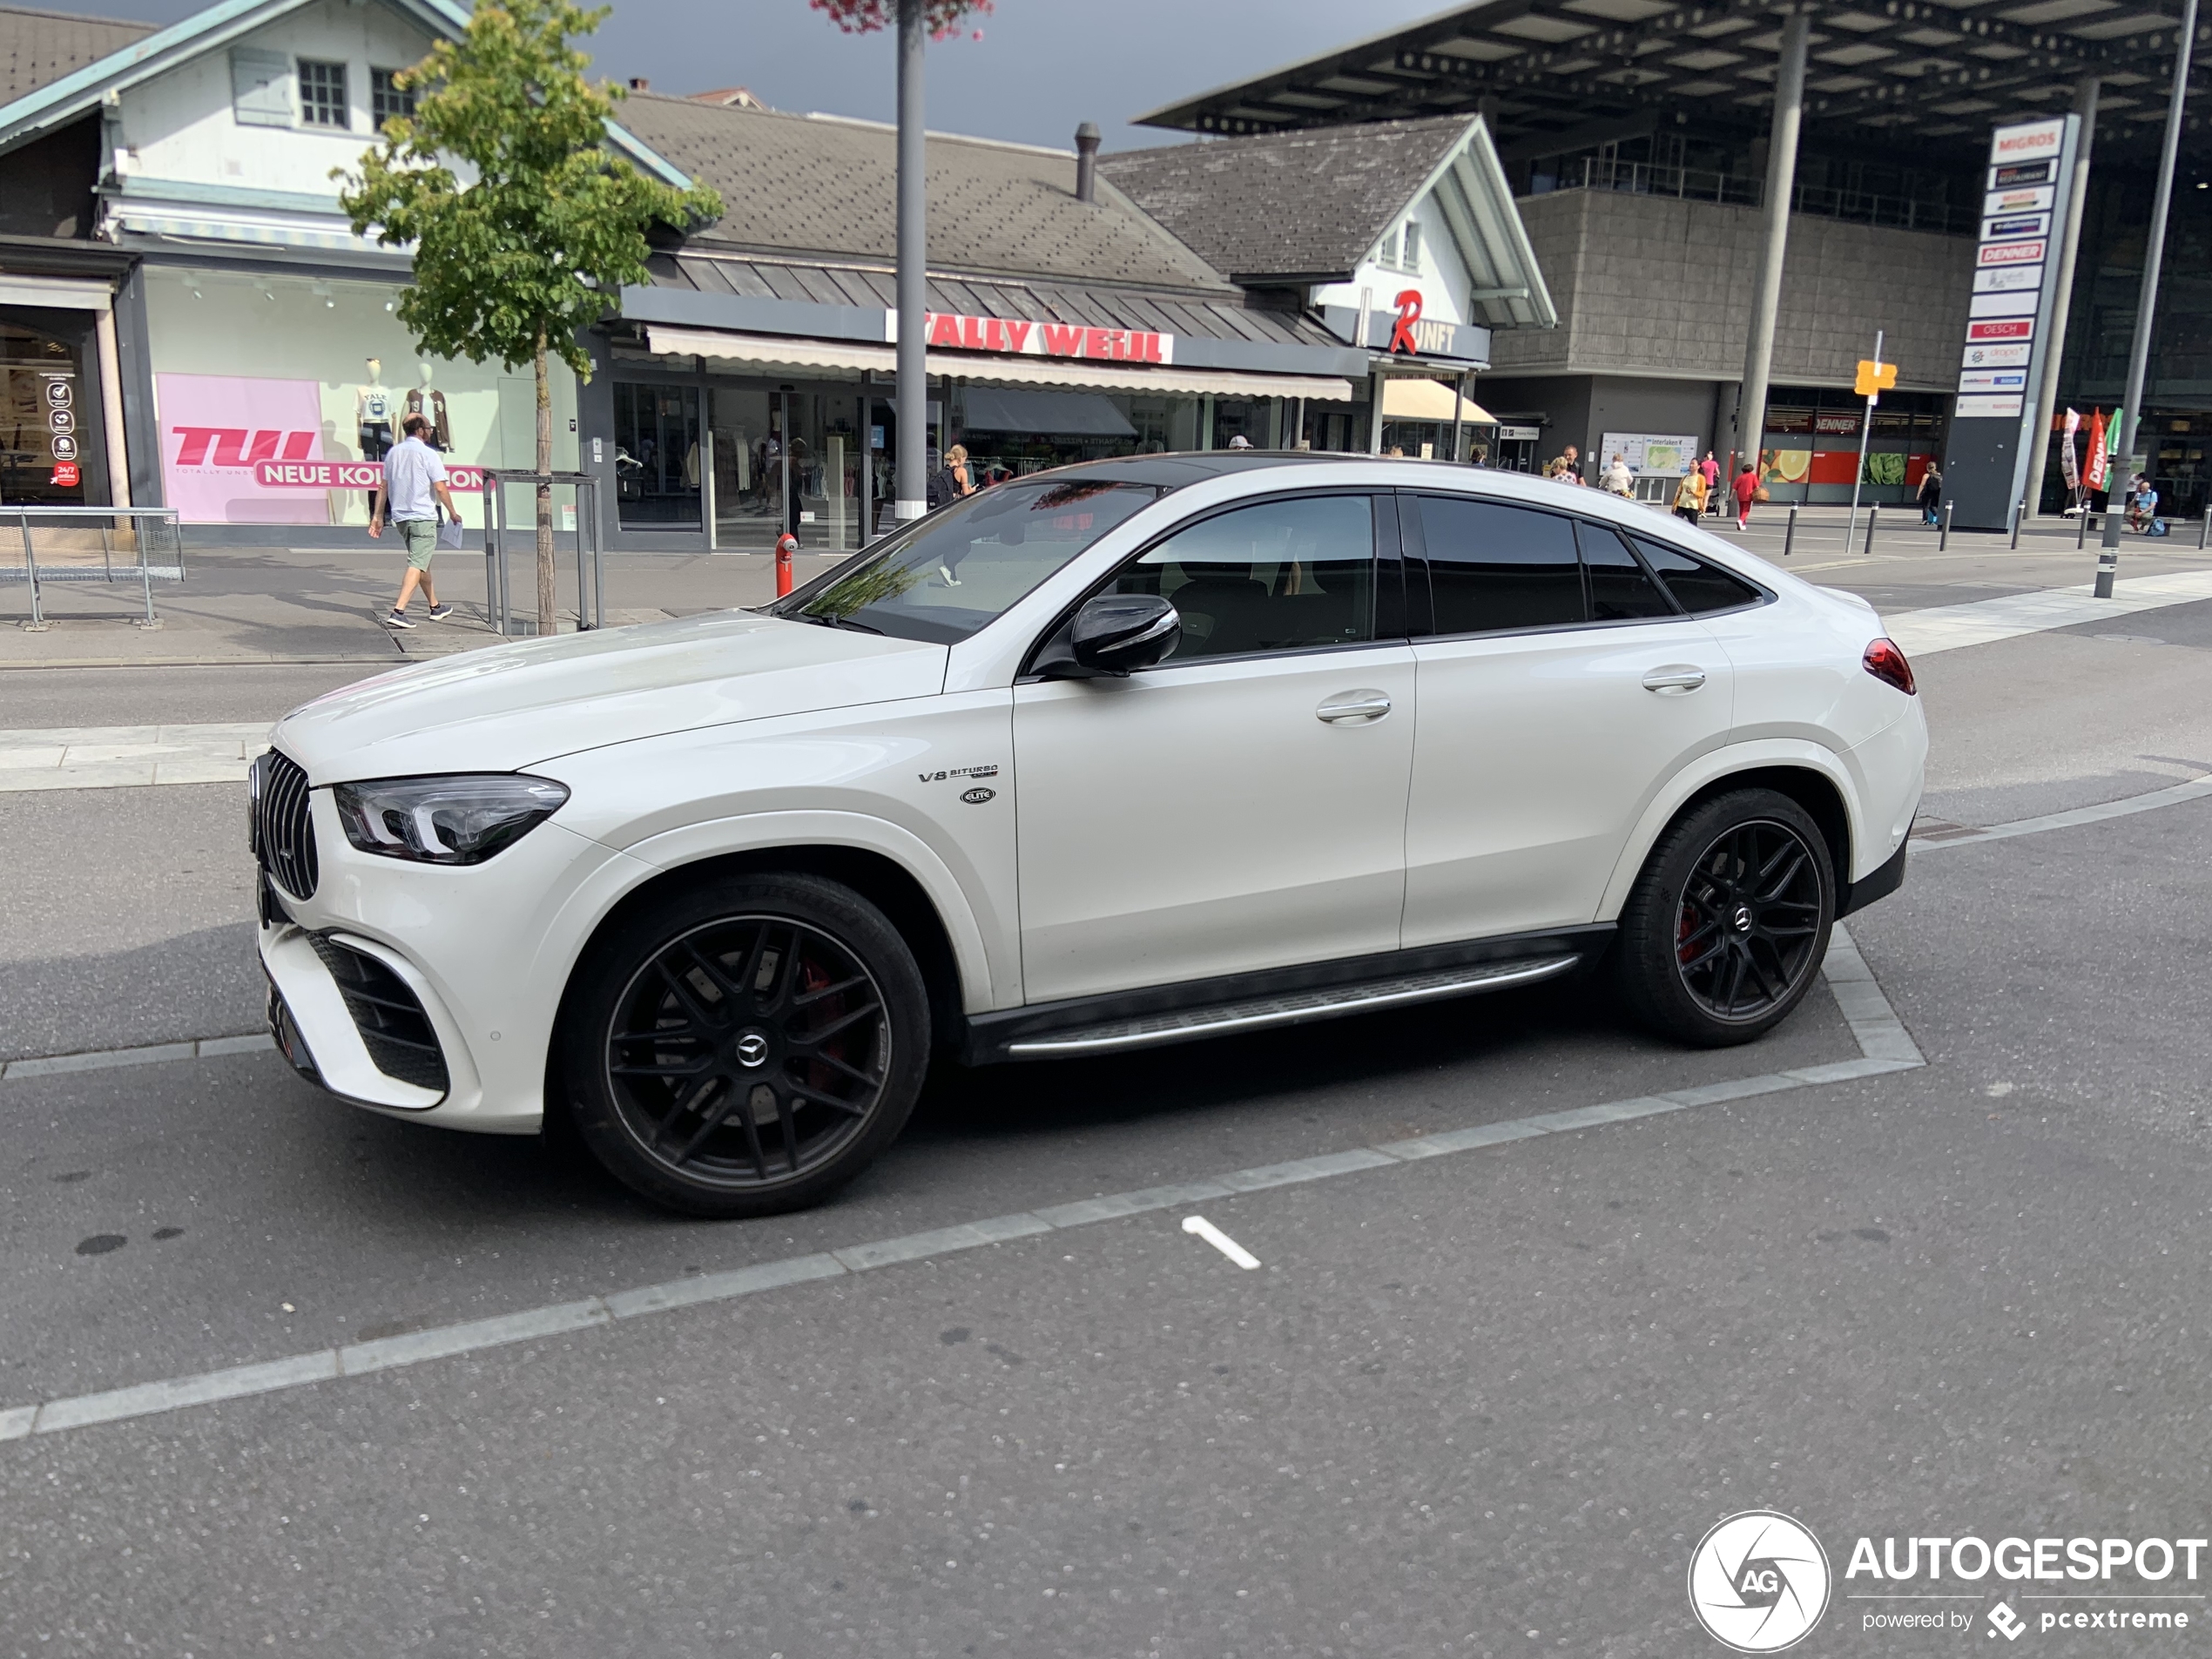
top-left (1641, 665), bottom-right (1707, 693)
top-left (1317, 690), bottom-right (1393, 724)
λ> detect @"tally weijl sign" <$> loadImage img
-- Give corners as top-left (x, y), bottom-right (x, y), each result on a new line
top-left (884, 309), bottom-right (1175, 364)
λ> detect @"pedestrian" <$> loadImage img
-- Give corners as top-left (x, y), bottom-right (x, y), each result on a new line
top-left (1917, 462), bottom-right (1943, 528)
top-left (926, 444), bottom-right (974, 510)
top-left (1732, 462), bottom-right (1758, 530)
top-left (1228, 434), bottom-right (1253, 449)
top-left (1698, 449), bottom-right (1720, 501)
top-left (368, 411), bottom-right (457, 629)
top-left (1547, 444), bottom-right (1583, 485)
top-left (2134, 475), bottom-right (2162, 535)
top-left (1601, 452), bottom-right (1634, 496)
top-left (1672, 466), bottom-right (1707, 526)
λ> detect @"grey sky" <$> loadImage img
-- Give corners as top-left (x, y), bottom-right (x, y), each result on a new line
top-left (36, 0), bottom-right (1448, 152)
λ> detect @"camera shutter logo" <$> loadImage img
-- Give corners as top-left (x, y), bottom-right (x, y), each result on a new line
top-left (1688, 1511), bottom-right (1831, 1652)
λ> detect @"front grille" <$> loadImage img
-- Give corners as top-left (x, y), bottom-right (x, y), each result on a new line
top-left (309, 934), bottom-right (450, 1095)
top-left (251, 750), bottom-right (319, 900)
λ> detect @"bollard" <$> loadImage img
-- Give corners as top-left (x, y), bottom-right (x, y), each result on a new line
top-left (1864, 502), bottom-right (1878, 556)
top-left (2078, 509), bottom-right (2089, 550)
top-left (1939, 502), bottom-right (1952, 551)
top-left (1783, 502), bottom-right (1797, 558)
top-left (775, 530), bottom-right (797, 597)
top-left (2201, 510), bottom-right (2210, 550)
top-left (2009, 499), bottom-right (2025, 550)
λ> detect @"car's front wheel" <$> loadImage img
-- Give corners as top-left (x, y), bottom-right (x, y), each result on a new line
top-left (559, 873), bottom-right (931, 1217)
top-left (1615, 788), bottom-right (1834, 1047)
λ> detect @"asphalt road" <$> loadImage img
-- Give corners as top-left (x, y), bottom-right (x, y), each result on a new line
top-left (3, 552), bottom-right (2211, 1656)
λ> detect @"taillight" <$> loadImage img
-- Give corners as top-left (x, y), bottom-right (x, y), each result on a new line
top-left (1863, 637), bottom-right (1916, 696)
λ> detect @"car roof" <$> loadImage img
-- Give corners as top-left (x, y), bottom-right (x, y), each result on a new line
top-left (1002, 450), bottom-right (1522, 491)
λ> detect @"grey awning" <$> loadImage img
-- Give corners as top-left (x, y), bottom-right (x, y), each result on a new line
top-left (960, 388), bottom-right (1136, 437)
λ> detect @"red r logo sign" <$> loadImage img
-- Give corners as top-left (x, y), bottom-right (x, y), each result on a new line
top-left (1391, 289), bottom-right (1422, 354)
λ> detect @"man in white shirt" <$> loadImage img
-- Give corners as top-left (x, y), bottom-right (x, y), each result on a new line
top-left (368, 412), bottom-right (458, 628)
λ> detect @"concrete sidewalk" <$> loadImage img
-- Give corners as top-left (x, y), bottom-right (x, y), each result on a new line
top-left (0, 542), bottom-right (846, 669)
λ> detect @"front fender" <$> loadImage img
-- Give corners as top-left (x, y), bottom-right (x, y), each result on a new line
top-left (1594, 738), bottom-right (1871, 922)
top-left (619, 810), bottom-right (1011, 1014)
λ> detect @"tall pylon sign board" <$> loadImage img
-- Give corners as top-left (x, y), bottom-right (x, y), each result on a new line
top-left (1943, 113), bottom-right (2081, 530)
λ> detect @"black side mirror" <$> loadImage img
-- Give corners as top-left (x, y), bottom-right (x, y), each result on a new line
top-left (1066, 593), bottom-right (1180, 678)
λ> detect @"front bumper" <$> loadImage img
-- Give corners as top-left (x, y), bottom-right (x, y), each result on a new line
top-left (256, 790), bottom-right (650, 1136)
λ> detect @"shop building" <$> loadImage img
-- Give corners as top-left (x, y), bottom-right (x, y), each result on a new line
top-left (577, 97), bottom-right (1549, 554)
top-left (0, 0), bottom-right (680, 537)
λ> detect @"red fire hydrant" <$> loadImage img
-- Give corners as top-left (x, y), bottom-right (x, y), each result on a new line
top-left (774, 531), bottom-right (797, 597)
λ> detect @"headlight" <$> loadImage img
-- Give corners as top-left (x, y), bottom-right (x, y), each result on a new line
top-left (333, 774), bottom-right (569, 866)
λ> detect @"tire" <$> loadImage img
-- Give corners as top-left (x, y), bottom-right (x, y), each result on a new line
top-left (1615, 788), bottom-right (1835, 1048)
top-left (559, 873), bottom-right (931, 1217)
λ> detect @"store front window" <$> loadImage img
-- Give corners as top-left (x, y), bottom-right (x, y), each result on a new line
top-left (613, 381), bottom-right (701, 528)
top-left (1, 309), bottom-right (104, 507)
top-left (1757, 386), bottom-right (1946, 505)
top-left (705, 384), bottom-right (867, 552)
top-left (143, 268), bottom-right (577, 527)
top-left (949, 384), bottom-right (1200, 482)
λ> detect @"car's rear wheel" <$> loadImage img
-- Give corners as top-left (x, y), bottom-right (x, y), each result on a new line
top-left (1615, 788), bottom-right (1834, 1047)
top-left (559, 873), bottom-right (929, 1217)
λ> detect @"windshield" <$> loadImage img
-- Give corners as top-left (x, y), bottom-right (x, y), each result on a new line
top-left (772, 480), bottom-right (1159, 644)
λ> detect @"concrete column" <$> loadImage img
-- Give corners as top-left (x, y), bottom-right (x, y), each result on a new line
top-left (894, 0), bottom-right (927, 520)
top-left (1367, 369), bottom-right (1386, 454)
top-left (2025, 75), bottom-right (2098, 519)
top-left (1730, 9), bottom-right (1810, 477)
top-left (93, 305), bottom-right (129, 509)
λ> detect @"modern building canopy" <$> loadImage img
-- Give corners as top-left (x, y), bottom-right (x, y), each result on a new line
top-left (1133, 0), bottom-right (2209, 158)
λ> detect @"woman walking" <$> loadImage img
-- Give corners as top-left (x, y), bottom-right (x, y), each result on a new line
top-left (1673, 467), bottom-right (1708, 527)
top-left (1731, 463), bottom-right (1758, 530)
top-left (1917, 462), bottom-right (1943, 528)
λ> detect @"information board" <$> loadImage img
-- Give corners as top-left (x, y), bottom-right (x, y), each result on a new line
top-left (1599, 431), bottom-right (1700, 475)
top-left (1941, 114), bottom-right (2080, 529)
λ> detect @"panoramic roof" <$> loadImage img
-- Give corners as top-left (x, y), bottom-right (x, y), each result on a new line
top-left (1133, 0), bottom-right (2209, 158)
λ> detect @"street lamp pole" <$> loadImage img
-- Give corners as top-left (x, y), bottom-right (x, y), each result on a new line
top-left (894, 0), bottom-right (927, 523)
top-left (2094, 0), bottom-right (2195, 597)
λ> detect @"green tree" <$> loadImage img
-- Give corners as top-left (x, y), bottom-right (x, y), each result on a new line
top-left (338, 0), bottom-right (719, 634)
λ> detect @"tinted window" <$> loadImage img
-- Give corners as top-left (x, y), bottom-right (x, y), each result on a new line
top-left (1581, 523), bottom-right (1676, 621)
top-left (1417, 496), bottom-right (1583, 635)
top-left (1629, 535), bottom-right (1765, 615)
top-left (1109, 495), bottom-right (1375, 661)
top-left (778, 480), bottom-right (1157, 644)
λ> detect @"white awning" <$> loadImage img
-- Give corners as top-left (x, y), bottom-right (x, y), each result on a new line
top-left (1380, 378), bottom-right (1494, 424)
top-left (644, 326), bottom-right (1352, 402)
top-left (106, 203), bottom-right (374, 253)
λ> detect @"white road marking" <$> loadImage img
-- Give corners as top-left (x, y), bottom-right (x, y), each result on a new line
top-left (0, 722), bottom-right (270, 792)
top-left (0, 927), bottom-right (1917, 1443)
top-left (1885, 568), bottom-right (2212, 658)
top-left (1910, 773), bottom-right (2212, 850)
top-left (1181, 1215), bottom-right (1262, 1270)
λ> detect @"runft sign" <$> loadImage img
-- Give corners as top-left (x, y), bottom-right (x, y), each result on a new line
top-left (1940, 115), bottom-right (2079, 530)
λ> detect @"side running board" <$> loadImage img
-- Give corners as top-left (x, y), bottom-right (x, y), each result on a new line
top-left (1003, 954), bottom-right (1581, 1058)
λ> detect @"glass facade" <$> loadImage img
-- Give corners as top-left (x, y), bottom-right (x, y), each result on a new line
top-left (1754, 386), bottom-right (1946, 506)
top-left (0, 307), bottom-right (105, 508)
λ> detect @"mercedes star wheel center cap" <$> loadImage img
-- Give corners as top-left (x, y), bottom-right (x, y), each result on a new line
top-left (1732, 904), bottom-right (1755, 934)
top-left (734, 1031), bottom-right (771, 1069)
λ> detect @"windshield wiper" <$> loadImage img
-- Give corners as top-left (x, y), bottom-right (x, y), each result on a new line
top-left (797, 610), bottom-right (882, 635)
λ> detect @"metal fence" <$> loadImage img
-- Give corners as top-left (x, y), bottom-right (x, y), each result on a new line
top-left (1536, 157), bottom-right (1973, 235)
top-left (0, 505), bottom-right (186, 630)
top-left (480, 469), bottom-right (604, 637)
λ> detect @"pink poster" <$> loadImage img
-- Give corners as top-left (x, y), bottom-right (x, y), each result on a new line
top-left (155, 374), bottom-right (330, 524)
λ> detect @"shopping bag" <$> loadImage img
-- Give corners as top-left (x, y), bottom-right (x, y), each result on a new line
top-left (1753, 486), bottom-right (1770, 504)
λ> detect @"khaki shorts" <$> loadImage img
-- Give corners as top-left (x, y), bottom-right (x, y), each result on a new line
top-left (397, 518), bottom-right (439, 570)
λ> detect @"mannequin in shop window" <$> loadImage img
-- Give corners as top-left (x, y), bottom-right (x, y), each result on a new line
top-left (357, 358), bottom-right (395, 459)
top-left (404, 365), bottom-right (449, 450)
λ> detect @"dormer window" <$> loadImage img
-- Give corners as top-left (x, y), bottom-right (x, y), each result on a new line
top-left (1400, 220), bottom-right (1421, 273)
top-left (1377, 226), bottom-right (1399, 267)
top-left (299, 59), bottom-right (348, 128)
top-left (372, 68), bottom-right (416, 125)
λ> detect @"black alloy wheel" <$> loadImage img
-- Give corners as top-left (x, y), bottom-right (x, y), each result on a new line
top-left (562, 874), bottom-right (930, 1217)
top-left (1615, 788), bottom-right (1835, 1047)
top-left (1671, 819), bottom-right (1825, 1021)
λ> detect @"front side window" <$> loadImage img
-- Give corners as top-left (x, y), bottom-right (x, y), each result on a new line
top-left (1104, 495), bottom-right (1376, 662)
top-left (299, 59), bottom-right (347, 128)
top-left (1415, 495), bottom-right (1582, 636)
top-left (371, 67), bottom-right (415, 126)
top-left (776, 480), bottom-right (1158, 644)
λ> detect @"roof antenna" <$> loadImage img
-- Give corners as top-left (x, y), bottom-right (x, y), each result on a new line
top-left (1075, 121), bottom-right (1101, 202)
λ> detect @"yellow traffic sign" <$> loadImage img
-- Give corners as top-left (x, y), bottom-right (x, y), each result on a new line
top-left (1855, 359), bottom-right (1898, 398)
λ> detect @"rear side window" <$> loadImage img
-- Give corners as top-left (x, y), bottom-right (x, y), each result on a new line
top-left (1415, 495), bottom-right (1582, 635)
top-left (1580, 523), bottom-right (1676, 621)
top-left (1629, 535), bottom-right (1765, 615)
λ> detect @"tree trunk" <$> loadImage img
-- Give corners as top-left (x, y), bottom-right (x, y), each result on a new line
top-left (535, 327), bottom-right (556, 635)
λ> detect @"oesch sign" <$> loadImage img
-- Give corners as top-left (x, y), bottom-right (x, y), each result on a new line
top-left (887, 309), bottom-right (1175, 365)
